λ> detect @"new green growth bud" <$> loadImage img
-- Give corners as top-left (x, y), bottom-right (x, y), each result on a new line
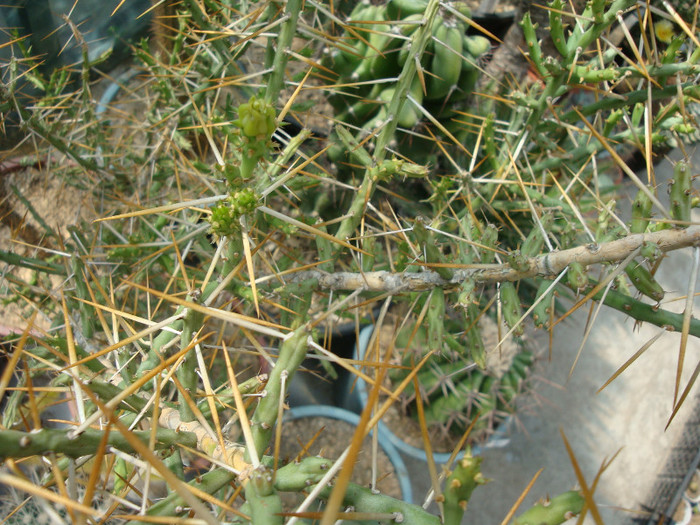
top-left (209, 189), bottom-right (260, 237)
top-left (512, 490), bottom-right (585, 525)
top-left (235, 96), bottom-right (277, 139)
top-left (441, 451), bottom-right (488, 525)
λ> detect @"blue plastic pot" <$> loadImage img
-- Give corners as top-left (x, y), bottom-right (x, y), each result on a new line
top-left (283, 404), bottom-right (412, 504)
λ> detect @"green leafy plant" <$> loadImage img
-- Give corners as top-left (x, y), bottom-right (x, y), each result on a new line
top-left (0, 0), bottom-right (698, 524)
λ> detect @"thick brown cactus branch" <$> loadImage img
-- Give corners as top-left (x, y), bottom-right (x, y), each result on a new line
top-left (282, 226), bottom-right (699, 292)
top-left (158, 406), bottom-right (248, 472)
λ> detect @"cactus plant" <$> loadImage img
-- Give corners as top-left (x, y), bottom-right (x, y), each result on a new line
top-left (0, 0), bottom-right (698, 524)
top-left (369, 313), bottom-right (534, 452)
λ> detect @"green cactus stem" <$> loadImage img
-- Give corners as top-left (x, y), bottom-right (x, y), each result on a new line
top-left (135, 316), bottom-right (185, 381)
top-left (670, 161), bottom-right (692, 223)
top-left (178, 299), bottom-right (205, 422)
top-left (465, 303), bottom-right (487, 367)
top-left (521, 13), bottom-right (545, 77)
top-left (263, 0), bottom-right (303, 104)
top-left (250, 322), bottom-right (311, 454)
top-left (316, 481), bottom-right (441, 525)
top-left (197, 374), bottom-right (268, 420)
top-left (332, 0), bottom-right (442, 246)
top-left (246, 465), bottom-right (284, 525)
top-left (88, 380), bottom-right (150, 415)
top-left (511, 490), bottom-right (585, 525)
top-left (0, 427), bottom-right (197, 459)
top-left (373, 0), bottom-right (441, 159)
top-left (441, 451), bottom-right (488, 525)
top-left (142, 456), bottom-right (332, 521)
top-left (582, 281), bottom-right (700, 337)
top-left (0, 249), bottom-right (65, 275)
top-left (427, 288), bottom-right (446, 354)
top-left (414, 217), bottom-right (453, 280)
top-left (548, 0), bottom-right (568, 56)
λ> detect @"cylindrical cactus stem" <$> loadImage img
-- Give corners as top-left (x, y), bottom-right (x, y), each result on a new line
top-left (427, 287), bottom-right (446, 354)
top-left (89, 379), bottom-right (150, 415)
top-left (273, 456), bottom-right (333, 491)
top-left (532, 278), bottom-right (556, 329)
top-left (479, 223), bottom-right (500, 264)
top-left (113, 456), bottom-right (130, 496)
top-left (198, 374), bottom-right (268, 419)
top-left (0, 426), bottom-right (197, 459)
top-left (511, 490), bottom-right (585, 525)
top-left (423, 374), bottom-right (478, 426)
top-left (142, 456), bottom-right (331, 521)
top-left (465, 303), bottom-right (486, 367)
top-left (250, 321), bottom-right (311, 454)
top-left (584, 280), bottom-right (700, 335)
top-left (178, 299), bottom-right (205, 422)
top-left (670, 160), bottom-right (692, 223)
top-left (246, 465), bottom-right (284, 525)
top-left (403, 354), bottom-right (472, 399)
top-left (548, 0), bottom-right (568, 57)
top-left (263, 0), bottom-right (303, 104)
top-left (520, 13), bottom-right (545, 77)
top-left (141, 470), bottom-right (236, 520)
top-left (135, 317), bottom-right (184, 381)
top-left (440, 450), bottom-right (488, 525)
top-left (521, 213), bottom-right (553, 257)
top-left (567, 261), bottom-right (589, 292)
top-left (70, 255), bottom-right (95, 339)
top-left (414, 216), bottom-right (453, 280)
top-left (500, 282), bottom-right (524, 337)
top-left (164, 448), bottom-right (185, 480)
top-left (316, 480), bottom-right (442, 524)
top-left (629, 185), bottom-right (654, 234)
top-left (624, 260), bottom-right (665, 302)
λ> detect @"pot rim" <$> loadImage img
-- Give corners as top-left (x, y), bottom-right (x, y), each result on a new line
top-left (284, 404), bottom-right (413, 504)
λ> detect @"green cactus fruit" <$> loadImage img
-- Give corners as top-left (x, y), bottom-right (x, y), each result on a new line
top-left (235, 96), bottom-right (276, 140)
